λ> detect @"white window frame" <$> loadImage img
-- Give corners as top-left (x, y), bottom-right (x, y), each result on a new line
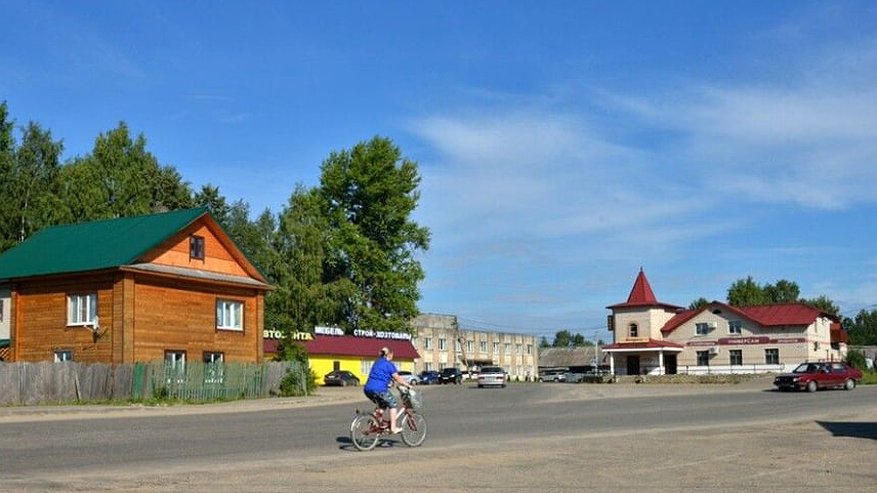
top-left (765, 348), bottom-right (779, 365)
top-left (505, 343), bottom-right (511, 354)
top-left (438, 338), bottom-right (447, 351)
top-left (695, 323), bottom-right (710, 336)
top-left (728, 320), bottom-right (742, 335)
top-left (203, 351), bottom-right (225, 384)
top-left (480, 340), bottom-right (487, 352)
top-left (67, 293), bottom-right (97, 326)
top-left (216, 299), bottom-right (244, 331)
top-left (165, 350), bottom-right (187, 383)
top-left (424, 337), bottom-right (433, 350)
top-left (54, 350), bottom-right (73, 362)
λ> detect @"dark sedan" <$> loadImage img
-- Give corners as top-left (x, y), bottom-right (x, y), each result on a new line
top-left (323, 370), bottom-right (361, 387)
top-left (419, 370), bottom-right (440, 385)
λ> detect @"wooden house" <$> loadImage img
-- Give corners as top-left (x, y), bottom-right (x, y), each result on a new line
top-left (0, 208), bottom-right (272, 364)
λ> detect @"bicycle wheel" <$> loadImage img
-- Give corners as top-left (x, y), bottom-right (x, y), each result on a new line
top-left (350, 414), bottom-right (381, 451)
top-left (400, 412), bottom-right (427, 447)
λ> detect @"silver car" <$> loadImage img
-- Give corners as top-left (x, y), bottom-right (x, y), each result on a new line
top-left (477, 366), bottom-right (507, 388)
top-left (397, 370), bottom-right (420, 386)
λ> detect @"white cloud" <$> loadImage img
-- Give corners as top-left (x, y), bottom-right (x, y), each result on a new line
top-left (610, 37), bottom-right (877, 210)
top-left (413, 110), bottom-right (707, 247)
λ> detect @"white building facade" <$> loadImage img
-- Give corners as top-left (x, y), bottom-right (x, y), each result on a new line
top-left (604, 270), bottom-right (847, 376)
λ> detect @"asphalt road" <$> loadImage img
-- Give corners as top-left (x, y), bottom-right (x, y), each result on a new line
top-left (2, 381), bottom-right (876, 492)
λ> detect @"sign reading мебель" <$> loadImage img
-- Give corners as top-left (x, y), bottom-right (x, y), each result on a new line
top-left (263, 326), bottom-right (412, 341)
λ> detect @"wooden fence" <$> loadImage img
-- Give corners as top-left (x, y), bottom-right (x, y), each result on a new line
top-left (0, 360), bottom-right (309, 406)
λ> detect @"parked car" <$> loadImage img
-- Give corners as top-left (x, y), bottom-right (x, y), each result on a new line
top-left (419, 370), bottom-right (440, 385)
top-left (773, 362), bottom-right (862, 392)
top-left (323, 370), bottom-right (360, 387)
top-left (539, 370), bottom-right (567, 383)
top-left (439, 367), bottom-right (463, 384)
top-left (397, 370), bottom-right (420, 386)
top-left (477, 366), bottom-right (507, 388)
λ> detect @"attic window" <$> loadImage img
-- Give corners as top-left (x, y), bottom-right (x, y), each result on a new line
top-left (190, 235), bottom-right (205, 260)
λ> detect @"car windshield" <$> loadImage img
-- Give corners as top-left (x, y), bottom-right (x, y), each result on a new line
top-left (481, 367), bottom-right (503, 373)
top-left (793, 363), bottom-right (821, 373)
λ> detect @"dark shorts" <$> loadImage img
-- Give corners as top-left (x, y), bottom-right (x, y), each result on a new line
top-left (364, 389), bottom-right (398, 409)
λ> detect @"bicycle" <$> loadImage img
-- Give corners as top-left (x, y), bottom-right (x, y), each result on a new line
top-left (350, 386), bottom-right (427, 451)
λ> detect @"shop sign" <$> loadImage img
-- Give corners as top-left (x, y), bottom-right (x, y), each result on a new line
top-left (263, 329), bottom-right (313, 341)
top-left (353, 329), bottom-right (412, 341)
top-left (315, 326), bottom-right (345, 336)
top-left (717, 336), bottom-right (770, 345)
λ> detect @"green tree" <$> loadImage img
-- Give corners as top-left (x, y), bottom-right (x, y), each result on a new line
top-left (318, 137), bottom-right (430, 333)
top-left (844, 309), bottom-right (877, 346)
top-left (539, 336), bottom-right (551, 348)
top-left (689, 297), bottom-right (710, 310)
top-left (58, 122), bottom-right (193, 222)
top-left (764, 279), bottom-right (800, 304)
top-left (194, 184), bottom-right (231, 225)
top-left (727, 276), bottom-right (768, 306)
top-left (571, 333), bottom-right (586, 346)
top-left (552, 330), bottom-right (572, 347)
top-left (801, 295), bottom-right (840, 317)
top-left (267, 185), bottom-right (339, 337)
top-left (2, 121), bottom-right (64, 247)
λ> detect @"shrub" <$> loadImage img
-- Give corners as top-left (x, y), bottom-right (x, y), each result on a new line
top-left (278, 366), bottom-right (317, 397)
top-left (845, 350), bottom-right (869, 371)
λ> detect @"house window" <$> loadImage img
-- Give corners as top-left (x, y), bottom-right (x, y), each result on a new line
top-left (203, 352), bottom-right (224, 383)
top-left (67, 293), bottom-right (97, 325)
top-left (190, 235), bottom-right (205, 260)
top-left (216, 299), bottom-right (244, 331)
top-left (165, 350), bottom-right (186, 383)
top-left (467, 340), bottom-right (474, 352)
top-left (480, 341), bottom-right (487, 352)
top-left (695, 323), bottom-right (710, 336)
top-left (696, 350), bottom-right (710, 366)
top-left (493, 342), bottom-right (499, 354)
top-left (54, 350), bottom-right (73, 362)
top-left (505, 343), bottom-right (511, 354)
top-left (0, 299), bottom-right (4, 322)
top-left (424, 337), bottom-right (433, 350)
top-left (629, 323), bottom-right (638, 338)
top-left (729, 321), bottom-right (742, 335)
top-left (516, 344), bottom-right (522, 354)
top-left (729, 349), bottom-right (743, 366)
top-left (439, 362), bottom-right (447, 371)
top-left (765, 348), bottom-right (779, 365)
top-left (527, 344), bottom-right (533, 355)
top-left (424, 362), bottom-right (434, 371)
top-left (438, 338), bottom-right (446, 351)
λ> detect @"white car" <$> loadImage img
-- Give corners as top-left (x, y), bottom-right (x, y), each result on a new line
top-left (397, 370), bottom-right (420, 385)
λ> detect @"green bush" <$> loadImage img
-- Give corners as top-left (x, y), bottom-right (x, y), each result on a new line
top-left (858, 371), bottom-right (877, 385)
top-left (278, 367), bottom-right (317, 397)
top-left (845, 349), bottom-right (869, 371)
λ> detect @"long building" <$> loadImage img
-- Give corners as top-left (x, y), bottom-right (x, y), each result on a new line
top-left (603, 269), bottom-right (848, 375)
top-left (411, 313), bottom-right (539, 381)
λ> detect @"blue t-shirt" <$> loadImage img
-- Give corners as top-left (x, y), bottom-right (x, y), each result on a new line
top-left (364, 357), bottom-right (398, 393)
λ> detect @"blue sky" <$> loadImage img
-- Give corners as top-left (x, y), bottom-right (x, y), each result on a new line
top-left (3, 1), bottom-right (877, 341)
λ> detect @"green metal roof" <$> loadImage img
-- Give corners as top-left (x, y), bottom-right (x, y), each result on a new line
top-left (0, 208), bottom-right (208, 280)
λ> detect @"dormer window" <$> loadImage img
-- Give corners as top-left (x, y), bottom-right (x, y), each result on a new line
top-left (629, 323), bottom-right (638, 338)
top-left (189, 235), bottom-right (205, 260)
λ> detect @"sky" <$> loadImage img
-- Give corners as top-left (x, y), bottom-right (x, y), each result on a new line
top-left (3, 1), bottom-right (877, 342)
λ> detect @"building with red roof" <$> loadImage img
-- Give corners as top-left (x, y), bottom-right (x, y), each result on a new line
top-left (604, 269), bottom-right (847, 376)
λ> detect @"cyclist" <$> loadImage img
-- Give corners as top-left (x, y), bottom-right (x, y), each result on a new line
top-left (363, 347), bottom-right (413, 434)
